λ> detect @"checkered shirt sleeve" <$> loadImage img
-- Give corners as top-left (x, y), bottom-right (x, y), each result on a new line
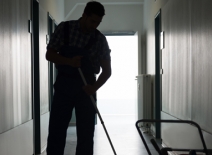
top-left (47, 22), bottom-right (65, 51)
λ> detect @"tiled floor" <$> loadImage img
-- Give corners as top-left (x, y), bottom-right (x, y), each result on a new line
top-left (43, 115), bottom-right (159, 155)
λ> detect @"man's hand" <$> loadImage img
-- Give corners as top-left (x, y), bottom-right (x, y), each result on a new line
top-left (69, 56), bottom-right (83, 67)
top-left (46, 48), bottom-right (83, 67)
top-left (83, 85), bottom-right (97, 95)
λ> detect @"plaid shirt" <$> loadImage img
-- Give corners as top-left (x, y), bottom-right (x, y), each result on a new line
top-left (47, 18), bottom-right (111, 73)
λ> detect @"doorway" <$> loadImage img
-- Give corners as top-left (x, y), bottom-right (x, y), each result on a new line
top-left (97, 35), bottom-right (138, 118)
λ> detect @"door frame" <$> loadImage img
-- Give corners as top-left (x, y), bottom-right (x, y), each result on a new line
top-left (155, 10), bottom-right (162, 139)
top-left (32, 0), bottom-right (41, 154)
top-left (47, 12), bottom-right (54, 111)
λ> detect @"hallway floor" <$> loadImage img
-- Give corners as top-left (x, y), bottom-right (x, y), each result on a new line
top-left (43, 115), bottom-right (159, 155)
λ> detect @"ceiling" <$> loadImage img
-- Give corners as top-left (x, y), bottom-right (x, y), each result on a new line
top-left (64, 0), bottom-right (144, 20)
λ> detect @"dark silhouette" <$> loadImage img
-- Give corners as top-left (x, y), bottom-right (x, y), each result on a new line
top-left (45, 1), bottom-right (111, 155)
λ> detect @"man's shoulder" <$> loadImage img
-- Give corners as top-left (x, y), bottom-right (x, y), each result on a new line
top-left (64, 19), bottom-right (78, 26)
top-left (58, 20), bottom-right (78, 27)
top-left (95, 29), bottom-right (106, 41)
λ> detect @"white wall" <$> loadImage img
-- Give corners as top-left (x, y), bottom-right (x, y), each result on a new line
top-left (143, 0), bottom-right (212, 150)
top-left (39, 0), bottom-right (65, 23)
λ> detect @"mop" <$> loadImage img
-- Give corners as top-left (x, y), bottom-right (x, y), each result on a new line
top-left (78, 68), bottom-right (117, 155)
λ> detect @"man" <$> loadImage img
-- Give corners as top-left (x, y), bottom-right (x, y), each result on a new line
top-left (45, 1), bottom-right (111, 155)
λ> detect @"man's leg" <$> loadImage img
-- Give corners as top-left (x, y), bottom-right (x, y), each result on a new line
top-left (75, 90), bottom-right (96, 155)
top-left (46, 90), bottom-right (75, 155)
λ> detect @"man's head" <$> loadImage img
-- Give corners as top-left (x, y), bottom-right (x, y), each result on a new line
top-left (84, 1), bottom-right (105, 17)
top-left (80, 1), bottom-right (105, 33)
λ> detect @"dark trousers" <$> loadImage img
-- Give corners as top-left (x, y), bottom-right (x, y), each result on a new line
top-left (46, 75), bottom-right (96, 155)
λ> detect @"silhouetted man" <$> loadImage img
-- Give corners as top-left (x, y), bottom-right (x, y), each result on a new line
top-left (45, 1), bottom-right (111, 155)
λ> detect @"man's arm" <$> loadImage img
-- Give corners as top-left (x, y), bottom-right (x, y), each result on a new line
top-left (45, 48), bottom-right (82, 67)
top-left (83, 59), bottom-right (111, 95)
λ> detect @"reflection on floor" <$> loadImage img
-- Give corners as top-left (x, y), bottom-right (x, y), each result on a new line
top-left (43, 115), bottom-right (159, 155)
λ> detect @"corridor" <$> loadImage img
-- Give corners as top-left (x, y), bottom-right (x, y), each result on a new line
top-left (42, 115), bottom-right (158, 155)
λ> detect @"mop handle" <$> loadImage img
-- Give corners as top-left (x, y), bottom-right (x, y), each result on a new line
top-left (78, 68), bottom-right (117, 155)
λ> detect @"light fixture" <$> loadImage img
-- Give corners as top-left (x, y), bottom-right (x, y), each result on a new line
top-left (160, 31), bottom-right (164, 49)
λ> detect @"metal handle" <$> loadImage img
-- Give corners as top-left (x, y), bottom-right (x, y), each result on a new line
top-left (78, 68), bottom-right (117, 155)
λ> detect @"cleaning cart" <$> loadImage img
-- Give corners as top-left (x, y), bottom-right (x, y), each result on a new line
top-left (136, 119), bottom-right (209, 155)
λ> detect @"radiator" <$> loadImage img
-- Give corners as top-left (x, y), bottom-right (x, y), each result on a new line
top-left (136, 74), bottom-right (152, 127)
